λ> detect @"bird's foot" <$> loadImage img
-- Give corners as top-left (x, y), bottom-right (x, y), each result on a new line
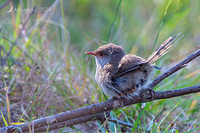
top-left (111, 96), bottom-right (121, 100)
top-left (140, 88), bottom-right (155, 101)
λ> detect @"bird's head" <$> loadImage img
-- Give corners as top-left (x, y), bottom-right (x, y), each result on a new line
top-left (86, 43), bottom-right (126, 68)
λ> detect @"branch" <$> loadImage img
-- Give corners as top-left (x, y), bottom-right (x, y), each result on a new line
top-left (154, 85), bottom-right (200, 100)
top-left (0, 0), bottom-right (12, 11)
top-left (1, 49), bottom-right (200, 132)
top-left (1, 85), bottom-right (200, 133)
top-left (108, 118), bottom-right (133, 128)
top-left (34, 112), bottom-right (107, 132)
top-left (149, 49), bottom-right (200, 89)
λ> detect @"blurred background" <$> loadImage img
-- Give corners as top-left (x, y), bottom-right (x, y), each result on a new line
top-left (0, 0), bottom-right (199, 132)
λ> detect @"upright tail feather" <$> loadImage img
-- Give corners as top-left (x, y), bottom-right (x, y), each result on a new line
top-left (146, 33), bottom-right (184, 64)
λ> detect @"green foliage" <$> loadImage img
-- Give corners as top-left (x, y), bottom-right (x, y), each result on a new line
top-left (0, 0), bottom-right (199, 132)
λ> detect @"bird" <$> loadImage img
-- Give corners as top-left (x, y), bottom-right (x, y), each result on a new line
top-left (86, 33), bottom-right (183, 100)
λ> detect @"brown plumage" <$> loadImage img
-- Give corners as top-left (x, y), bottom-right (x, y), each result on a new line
top-left (86, 33), bottom-right (183, 100)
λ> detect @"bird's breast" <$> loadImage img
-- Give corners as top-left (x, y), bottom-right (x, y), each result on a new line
top-left (95, 68), bottom-right (110, 84)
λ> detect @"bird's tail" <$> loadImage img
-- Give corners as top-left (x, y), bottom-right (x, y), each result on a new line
top-left (146, 33), bottom-right (184, 64)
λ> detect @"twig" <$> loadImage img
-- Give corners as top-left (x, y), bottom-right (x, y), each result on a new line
top-left (108, 118), bottom-right (133, 128)
top-left (0, 49), bottom-right (199, 132)
top-left (149, 49), bottom-right (200, 89)
top-left (35, 112), bottom-right (106, 132)
top-left (0, 0), bottom-right (12, 11)
top-left (28, 0), bottom-right (60, 34)
top-left (154, 85), bottom-right (200, 100)
top-left (0, 113), bottom-right (106, 133)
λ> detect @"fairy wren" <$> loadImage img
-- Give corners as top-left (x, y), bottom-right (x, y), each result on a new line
top-left (86, 33), bottom-right (183, 100)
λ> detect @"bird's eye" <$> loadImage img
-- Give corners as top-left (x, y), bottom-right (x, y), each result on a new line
top-left (98, 52), bottom-right (104, 57)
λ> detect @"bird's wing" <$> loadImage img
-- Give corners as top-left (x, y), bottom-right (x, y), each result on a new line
top-left (113, 54), bottom-right (146, 79)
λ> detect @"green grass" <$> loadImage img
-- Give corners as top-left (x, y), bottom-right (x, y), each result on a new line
top-left (0, 0), bottom-right (200, 132)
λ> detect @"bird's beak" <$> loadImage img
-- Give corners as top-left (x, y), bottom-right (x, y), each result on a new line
top-left (85, 51), bottom-right (96, 56)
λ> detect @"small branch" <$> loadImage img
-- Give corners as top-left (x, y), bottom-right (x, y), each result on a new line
top-left (34, 112), bottom-right (106, 132)
top-left (154, 85), bottom-right (200, 100)
top-left (149, 49), bottom-right (200, 89)
top-left (108, 118), bottom-right (133, 128)
top-left (0, 112), bottom-right (107, 133)
top-left (0, 0), bottom-right (12, 11)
